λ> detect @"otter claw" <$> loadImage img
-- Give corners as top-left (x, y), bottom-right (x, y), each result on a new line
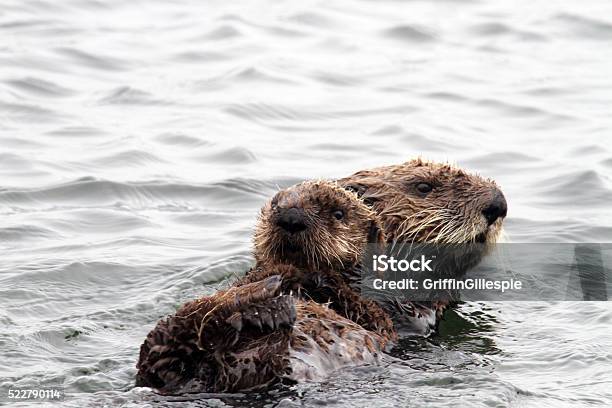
top-left (226, 313), bottom-right (243, 332)
top-left (261, 311), bottom-right (274, 329)
top-left (253, 319), bottom-right (263, 331)
top-left (262, 275), bottom-right (282, 292)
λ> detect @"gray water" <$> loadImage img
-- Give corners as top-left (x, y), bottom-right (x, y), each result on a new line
top-left (1, 0), bottom-right (612, 407)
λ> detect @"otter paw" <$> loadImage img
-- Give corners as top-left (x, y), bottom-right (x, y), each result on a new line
top-left (224, 275), bottom-right (283, 313)
top-left (227, 293), bottom-right (297, 332)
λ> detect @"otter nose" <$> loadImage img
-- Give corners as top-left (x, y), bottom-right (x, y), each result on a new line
top-left (482, 189), bottom-right (507, 226)
top-left (276, 208), bottom-right (307, 234)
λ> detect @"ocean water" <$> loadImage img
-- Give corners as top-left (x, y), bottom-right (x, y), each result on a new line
top-left (1, 0), bottom-right (612, 407)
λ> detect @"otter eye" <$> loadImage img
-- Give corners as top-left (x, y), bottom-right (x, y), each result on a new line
top-left (332, 210), bottom-right (344, 220)
top-left (416, 183), bottom-right (433, 195)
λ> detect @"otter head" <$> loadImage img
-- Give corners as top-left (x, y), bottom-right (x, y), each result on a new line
top-left (254, 180), bottom-right (385, 270)
top-left (343, 158), bottom-right (507, 245)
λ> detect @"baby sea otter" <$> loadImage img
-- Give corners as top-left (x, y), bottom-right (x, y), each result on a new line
top-left (237, 180), bottom-right (393, 337)
top-left (338, 158), bottom-right (508, 335)
top-left (136, 181), bottom-right (396, 394)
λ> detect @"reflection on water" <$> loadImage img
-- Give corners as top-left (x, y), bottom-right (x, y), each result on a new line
top-left (576, 244), bottom-right (609, 301)
top-left (1, 0), bottom-right (612, 406)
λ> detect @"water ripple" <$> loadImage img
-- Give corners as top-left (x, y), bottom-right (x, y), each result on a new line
top-left (5, 77), bottom-right (75, 97)
top-left (55, 47), bottom-right (129, 71)
top-left (0, 177), bottom-right (287, 209)
top-left (98, 86), bottom-right (167, 105)
top-left (382, 25), bottom-right (437, 43)
top-left (1, 0), bottom-right (611, 406)
top-left (555, 13), bottom-right (612, 40)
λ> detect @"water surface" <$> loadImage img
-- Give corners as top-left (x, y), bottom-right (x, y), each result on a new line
top-left (1, 0), bottom-right (612, 407)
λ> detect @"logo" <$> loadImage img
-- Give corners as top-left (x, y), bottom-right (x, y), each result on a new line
top-left (372, 254), bottom-right (434, 273)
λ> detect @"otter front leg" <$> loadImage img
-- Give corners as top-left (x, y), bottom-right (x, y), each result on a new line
top-left (194, 275), bottom-right (297, 350)
top-left (236, 263), bottom-right (307, 294)
top-left (194, 276), bottom-right (296, 392)
top-left (225, 294), bottom-right (296, 333)
top-left (136, 276), bottom-right (297, 394)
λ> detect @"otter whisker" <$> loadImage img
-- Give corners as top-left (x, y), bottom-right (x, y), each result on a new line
top-left (433, 219), bottom-right (461, 244)
top-left (423, 218), bottom-right (453, 242)
top-left (399, 211), bottom-right (450, 243)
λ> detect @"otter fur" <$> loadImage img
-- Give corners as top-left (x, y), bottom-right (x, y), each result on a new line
top-left (338, 158), bottom-right (506, 245)
top-left (135, 274), bottom-right (386, 393)
top-left (136, 160), bottom-right (509, 392)
top-left (337, 158), bottom-right (508, 335)
top-left (237, 180), bottom-right (393, 337)
top-left (136, 181), bottom-right (396, 393)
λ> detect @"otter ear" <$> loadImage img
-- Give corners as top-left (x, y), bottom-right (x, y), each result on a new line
top-left (343, 183), bottom-right (378, 207)
top-left (367, 219), bottom-right (386, 247)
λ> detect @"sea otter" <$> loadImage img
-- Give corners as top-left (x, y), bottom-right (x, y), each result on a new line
top-left (338, 158), bottom-right (506, 245)
top-left (136, 160), bottom-right (508, 392)
top-left (136, 181), bottom-right (396, 393)
top-left (236, 180), bottom-right (392, 336)
top-left (337, 158), bottom-right (507, 335)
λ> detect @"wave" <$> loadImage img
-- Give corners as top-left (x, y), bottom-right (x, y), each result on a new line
top-left (0, 177), bottom-right (301, 208)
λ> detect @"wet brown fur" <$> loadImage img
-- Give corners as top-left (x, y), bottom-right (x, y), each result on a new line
top-left (338, 158), bottom-right (505, 246)
top-left (240, 180), bottom-right (393, 337)
top-left (253, 180), bottom-right (385, 271)
top-left (136, 162), bottom-right (507, 393)
top-left (337, 158), bottom-right (507, 333)
top-left (136, 181), bottom-right (394, 393)
top-left (136, 276), bottom-right (294, 393)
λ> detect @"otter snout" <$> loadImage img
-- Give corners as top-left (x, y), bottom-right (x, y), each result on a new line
top-left (276, 207), bottom-right (307, 234)
top-left (482, 189), bottom-right (507, 226)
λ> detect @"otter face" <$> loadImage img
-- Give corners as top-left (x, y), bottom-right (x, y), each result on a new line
top-left (254, 180), bottom-right (384, 270)
top-left (343, 159), bottom-right (507, 245)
